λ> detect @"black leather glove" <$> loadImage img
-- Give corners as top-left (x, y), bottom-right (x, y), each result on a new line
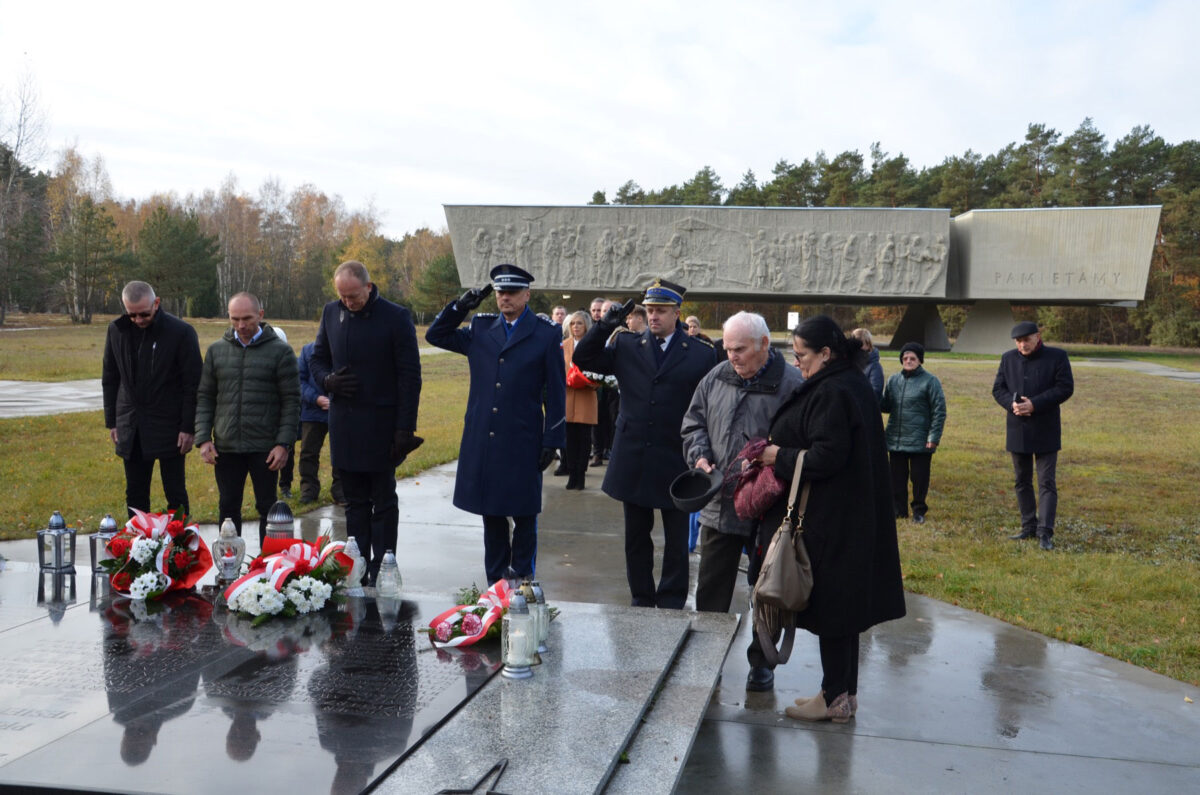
top-left (538, 447), bottom-right (557, 472)
top-left (323, 366), bottom-right (359, 399)
top-left (600, 298), bottom-right (636, 326)
top-left (456, 284), bottom-right (493, 311)
top-left (391, 430), bottom-right (425, 466)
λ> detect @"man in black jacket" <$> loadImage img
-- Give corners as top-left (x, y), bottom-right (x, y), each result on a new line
top-left (991, 321), bottom-right (1074, 550)
top-left (310, 261), bottom-right (422, 584)
top-left (102, 281), bottom-right (202, 518)
top-left (573, 279), bottom-right (715, 609)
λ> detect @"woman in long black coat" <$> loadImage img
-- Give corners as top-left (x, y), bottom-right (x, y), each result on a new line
top-left (758, 315), bottom-right (906, 723)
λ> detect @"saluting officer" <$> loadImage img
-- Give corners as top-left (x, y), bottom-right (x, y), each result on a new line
top-left (572, 278), bottom-right (716, 609)
top-left (426, 263), bottom-right (566, 585)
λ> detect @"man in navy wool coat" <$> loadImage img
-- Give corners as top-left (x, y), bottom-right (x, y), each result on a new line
top-left (426, 263), bottom-right (566, 585)
top-left (572, 278), bottom-right (715, 609)
top-left (310, 261), bottom-right (423, 584)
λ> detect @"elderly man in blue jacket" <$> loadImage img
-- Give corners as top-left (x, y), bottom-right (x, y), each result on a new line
top-left (992, 321), bottom-right (1074, 551)
top-left (310, 261), bottom-right (423, 584)
top-left (426, 263), bottom-right (566, 585)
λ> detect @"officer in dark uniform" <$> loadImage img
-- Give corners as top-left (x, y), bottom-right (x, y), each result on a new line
top-left (572, 278), bottom-right (715, 609)
top-left (426, 263), bottom-right (566, 585)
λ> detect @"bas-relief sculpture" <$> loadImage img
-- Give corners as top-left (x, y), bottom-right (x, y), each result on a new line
top-left (447, 206), bottom-right (952, 299)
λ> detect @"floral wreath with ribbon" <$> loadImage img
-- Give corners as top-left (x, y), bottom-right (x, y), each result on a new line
top-left (101, 509), bottom-right (213, 600)
top-left (425, 579), bottom-right (512, 647)
top-left (222, 536), bottom-right (352, 626)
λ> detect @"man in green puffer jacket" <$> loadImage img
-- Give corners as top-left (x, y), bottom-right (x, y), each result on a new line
top-left (880, 342), bottom-right (946, 523)
top-left (195, 292), bottom-right (300, 544)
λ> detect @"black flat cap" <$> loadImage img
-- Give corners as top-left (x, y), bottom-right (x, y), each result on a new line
top-left (1011, 321), bottom-right (1039, 338)
top-left (669, 467), bottom-right (723, 513)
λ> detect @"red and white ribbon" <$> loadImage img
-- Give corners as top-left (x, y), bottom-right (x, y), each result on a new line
top-left (428, 579), bottom-right (513, 648)
top-left (223, 539), bottom-right (347, 604)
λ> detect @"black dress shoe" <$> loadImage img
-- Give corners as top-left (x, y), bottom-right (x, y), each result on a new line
top-left (912, 514), bottom-right (925, 524)
top-left (1009, 528), bottom-right (1037, 540)
top-left (1039, 535), bottom-right (1055, 550)
top-left (589, 456), bottom-right (604, 468)
top-left (553, 465), bottom-right (569, 477)
top-left (746, 666), bottom-right (775, 692)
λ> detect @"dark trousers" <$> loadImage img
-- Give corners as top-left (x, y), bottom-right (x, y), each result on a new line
top-left (482, 514), bottom-right (537, 585)
top-left (565, 422), bottom-right (592, 481)
top-left (123, 435), bottom-right (189, 518)
top-left (299, 421), bottom-right (343, 502)
top-left (623, 502), bottom-right (689, 609)
top-left (341, 468), bottom-right (399, 584)
top-left (819, 634), bottom-right (861, 700)
top-left (695, 525), bottom-right (749, 613)
top-left (591, 387), bottom-right (611, 456)
top-left (214, 451), bottom-right (278, 545)
top-left (889, 451), bottom-right (932, 517)
top-left (1012, 451), bottom-right (1058, 536)
top-left (278, 444), bottom-right (295, 490)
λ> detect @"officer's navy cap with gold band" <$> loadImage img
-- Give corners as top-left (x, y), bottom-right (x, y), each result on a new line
top-left (490, 263), bottom-right (534, 291)
top-left (643, 278), bottom-right (686, 306)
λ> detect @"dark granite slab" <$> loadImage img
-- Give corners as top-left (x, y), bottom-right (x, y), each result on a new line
top-left (0, 566), bottom-right (500, 794)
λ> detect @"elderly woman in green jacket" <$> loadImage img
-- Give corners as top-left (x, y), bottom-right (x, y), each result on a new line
top-left (880, 342), bottom-right (946, 523)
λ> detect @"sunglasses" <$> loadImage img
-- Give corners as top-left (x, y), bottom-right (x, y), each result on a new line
top-left (126, 310), bottom-right (155, 319)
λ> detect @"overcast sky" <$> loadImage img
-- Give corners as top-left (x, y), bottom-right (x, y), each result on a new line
top-left (2, 0), bottom-right (1197, 238)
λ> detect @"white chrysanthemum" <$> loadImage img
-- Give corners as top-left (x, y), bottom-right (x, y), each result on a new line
top-left (232, 578), bottom-right (286, 617)
top-left (285, 576), bottom-right (333, 614)
top-left (130, 537), bottom-right (160, 565)
top-left (129, 571), bottom-right (167, 600)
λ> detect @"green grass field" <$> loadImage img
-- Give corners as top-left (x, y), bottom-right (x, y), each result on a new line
top-left (2, 315), bottom-right (1198, 684)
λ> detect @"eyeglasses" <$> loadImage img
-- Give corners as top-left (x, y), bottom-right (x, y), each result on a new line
top-left (126, 310), bottom-right (154, 319)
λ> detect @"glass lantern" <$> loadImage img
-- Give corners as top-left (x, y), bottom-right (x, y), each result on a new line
top-left (265, 501), bottom-right (295, 541)
top-left (531, 580), bottom-right (549, 654)
top-left (212, 518), bottom-right (246, 583)
top-left (343, 536), bottom-right (366, 597)
top-left (501, 592), bottom-right (535, 679)
top-left (37, 510), bottom-right (76, 572)
top-left (88, 513), bottom-right (120, 575)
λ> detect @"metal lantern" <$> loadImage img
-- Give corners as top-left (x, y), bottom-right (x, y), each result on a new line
top-left (88, 513), bottom-right (120, 575)
top-left (212, 518), bottom-right (246, 583)
top-left (36, 570), bottom-right (77, 623)
top-left (37, 510), bottom-right (76, 572)
top-left (264, 501), bottom-right (295, 541)
top-left (501, 592), bottom-right (535, 679)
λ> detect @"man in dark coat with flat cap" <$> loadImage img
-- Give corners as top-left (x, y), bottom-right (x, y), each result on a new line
top-left (310, 260), bottom-right (423, 583)
top-left (573, 278), bottom-right (716, 609)
top-left (992, 321), bottom-right (1074, 550)
top-left (426, 263), bottom-right (566, 585)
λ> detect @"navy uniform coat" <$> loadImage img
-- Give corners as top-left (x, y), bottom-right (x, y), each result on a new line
top-left (991, 343), bottom-right (1074, 454)
top-left (425, 302), bottom-right (566, 516)
top-left (572, 320), bottom-right (716, 509)
top-left (309, 285), bottom-right (422, 473)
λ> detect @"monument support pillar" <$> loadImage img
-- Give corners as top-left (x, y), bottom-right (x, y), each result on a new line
top-left (890, 303), bottom-right (950, 351)
top-left (952, 300), bottom-right (1016, 354)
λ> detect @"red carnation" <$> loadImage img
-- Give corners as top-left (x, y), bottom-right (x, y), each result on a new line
top-left (108, 535), bottom-right (132, 559)
top-left (166, 519), bottom-right (185, 537)
top-left (111, 572), bottom-right (133, 591)
top-left (173, 550), bottom-right (191, 570)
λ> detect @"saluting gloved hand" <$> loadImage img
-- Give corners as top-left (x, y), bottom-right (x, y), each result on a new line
top-left (456, 284), bottom-right (494, 311)
top-left (600, 298), bottom-right (636, 327)
top-left (538, 447), bottom-right (557, 472)
top-left (323, 367), bottom-right (359, 399)
top-left (391, 429), bottom-right (425, 466)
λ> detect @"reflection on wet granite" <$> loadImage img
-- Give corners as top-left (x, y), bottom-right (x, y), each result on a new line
top-left (0, 565), bottom-right (501, 793)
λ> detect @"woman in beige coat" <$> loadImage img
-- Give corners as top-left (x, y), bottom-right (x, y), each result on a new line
top-left (562, 311), bottom-right (599, 490)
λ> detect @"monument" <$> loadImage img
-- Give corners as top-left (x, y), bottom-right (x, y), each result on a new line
top-left (444, 204), bottom-right (1161, 352)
